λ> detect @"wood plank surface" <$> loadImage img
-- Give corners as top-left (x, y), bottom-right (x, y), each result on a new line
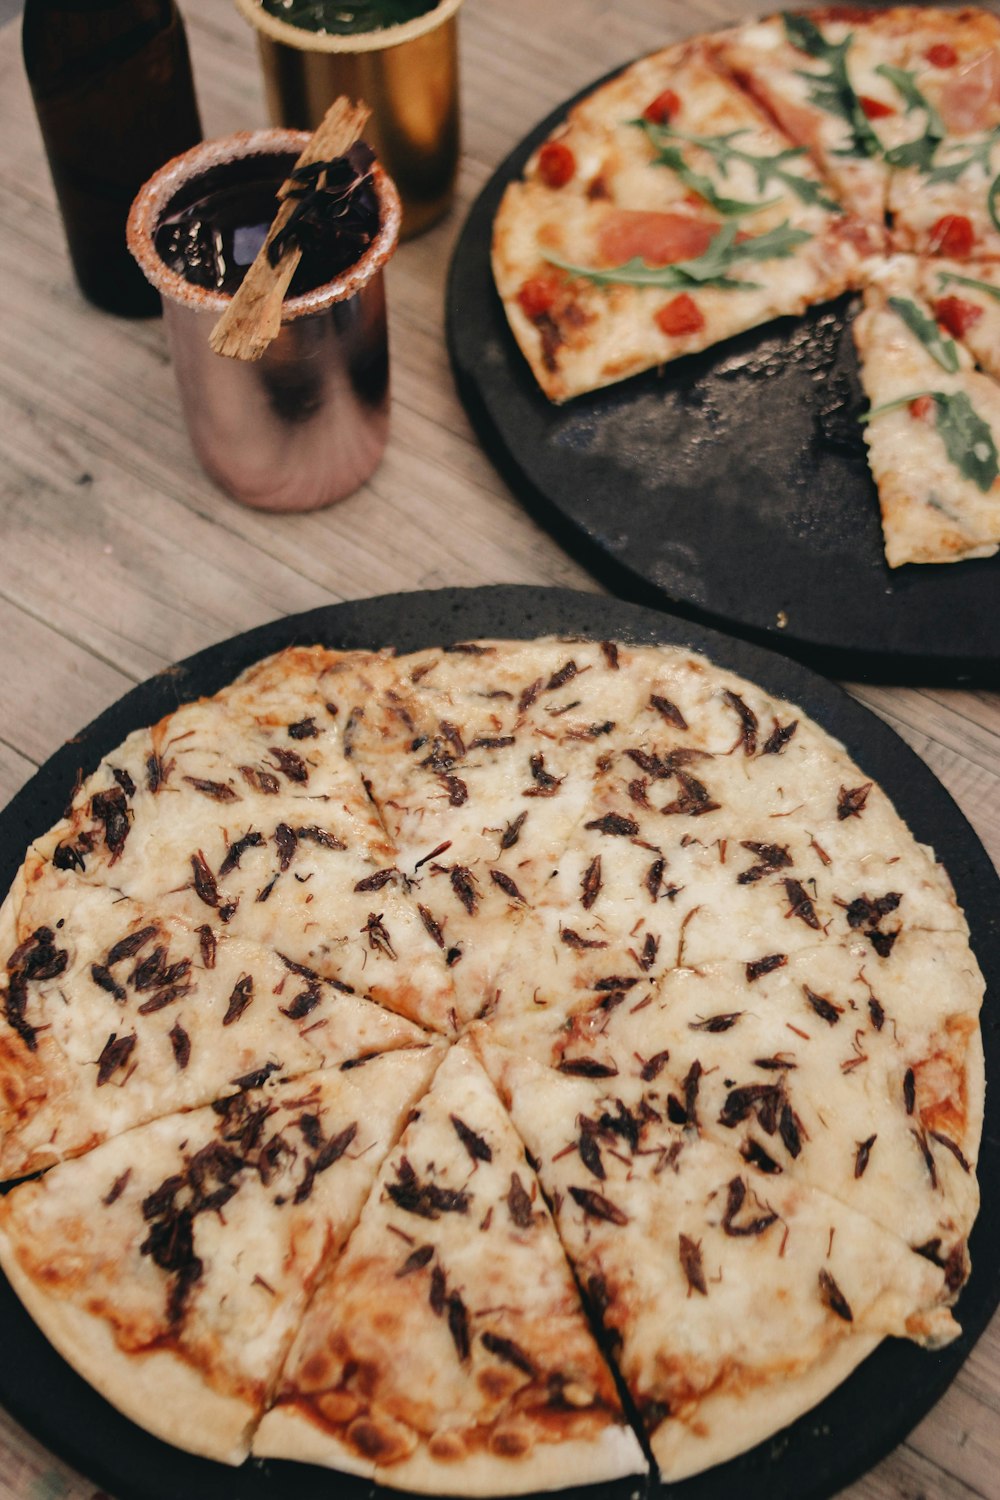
top-left (0, 2), bottom-right (997, 1498)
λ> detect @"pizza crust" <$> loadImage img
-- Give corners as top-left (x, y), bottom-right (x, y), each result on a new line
top-left (257, 1407), bottom-right (646, 1496)
top-left (651, 1332), bottom-right (881, 1480)
top-left (0, 1232), bottom-right (255, 1464)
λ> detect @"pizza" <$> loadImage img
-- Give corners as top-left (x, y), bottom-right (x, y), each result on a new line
top-left (854, 255), bottom-right (1000, 566)
top-left (0, 636), bottom-right (986, 1491)
top-left (491, 7), bottom-right (1000, 567)
top-left (918, 258), bottom-right (1000, 382)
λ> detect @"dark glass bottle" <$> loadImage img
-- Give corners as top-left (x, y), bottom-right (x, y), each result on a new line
top-left (23, 0), bottom-right (203, 316)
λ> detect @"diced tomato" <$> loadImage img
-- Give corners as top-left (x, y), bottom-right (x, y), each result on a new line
top-left (928, 214), bottom-right (975, 257)
top-left (858, 94), bottom-right (896, 119)
top-left (597, 210), bottom-right (717, 267)
top-left (643, 88), bottom-right (681, 125)
top-left (909, 395), bottom-right (936, 421)
top-left (517, 276), bottom-right (560, 321)
top-left (537, 141), bottom-right (575, 189)
top-left (926, 42), bottom-right (958, 68)
top-left (934, 295), bottom-right (984, 338)
top-left (655, 293), bottom-right (705, 337)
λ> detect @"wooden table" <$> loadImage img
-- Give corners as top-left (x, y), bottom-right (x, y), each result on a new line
top-left (0, 1), bottom-right (998, 1496)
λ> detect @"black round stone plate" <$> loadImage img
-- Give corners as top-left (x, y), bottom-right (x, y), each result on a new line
top-left (0, 587), bottom-right (997, 1500)
top-left (446, 79), bottom-right (1000, 685)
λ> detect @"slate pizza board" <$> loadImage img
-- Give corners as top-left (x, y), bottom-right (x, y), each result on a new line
top-left (446, 81), bottom-right (1000, 685)
top-left (0, 587), bottom-right (997, 1500)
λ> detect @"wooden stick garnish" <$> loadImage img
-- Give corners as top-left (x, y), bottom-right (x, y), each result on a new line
top-left (209, 97), bottom-right (371, 362)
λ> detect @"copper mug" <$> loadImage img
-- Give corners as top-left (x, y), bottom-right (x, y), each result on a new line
top-left (233, 0), bottom-right (463, 238)
top-left (127, 129), bottom-right (401, 512)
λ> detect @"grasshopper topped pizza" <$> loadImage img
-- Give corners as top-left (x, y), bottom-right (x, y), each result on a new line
top-left (492, 7), bottom-right (1000, 567)
top-left (0, 637), bottom-right (985, 1489)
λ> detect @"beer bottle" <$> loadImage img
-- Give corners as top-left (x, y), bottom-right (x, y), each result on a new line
top-left (23, 0), bottom-right (203, 316)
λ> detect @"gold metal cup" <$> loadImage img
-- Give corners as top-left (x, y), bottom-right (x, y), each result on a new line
top-left (233, 0), bottom-right (463, 238)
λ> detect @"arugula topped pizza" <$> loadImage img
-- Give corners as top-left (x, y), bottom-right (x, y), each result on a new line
top-left (0, 637), bottom-right (986, 1489)
top-left (492, 7), bottom-right (1000, 567)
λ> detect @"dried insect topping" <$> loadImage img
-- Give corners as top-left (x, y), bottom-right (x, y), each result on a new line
top-left (585, 812), bottom-right (640, 837)
top-left (581, 855), bottom-right (603, 910)
top-left (804, 986), bottom-right (843, 1026)
top-left (482, 1330), bottom-right (536, 1374)
top-left (451, 1114), bottom-right (493, 1163)
top-left (506, 1171), bottom-right (537, 1230)
top-left (745, 953), bottom-right (787, 982)
top-left (722, 689), bottom-right (759, 755)
top-left (363, 912), bottom-right (397, 959)
top-left (568, 1185), bottom-right (629, 1225)
top-left (783, 878), bottom-right (820, 929)
top-left (499, 810), bottom-right (528, 850)
top-left (396, 1243), bottom-right (435, 1278)
top-left (268, 746), bottom-right (309, 784)
top-left (679, 1233), bottom-right (708, 1294)
top-left (523, 753), bottom-right (563, 797)
top-left (854, 1135), bottom-right (876, 1178)
top-left (223, 974), bottom-right (254, 1026)
top-left (90, 786), bottom-right (130, 862)
top-left (182, 776), bottom-right (238, 802)
top-left (95, 1031), bottom-right (137, 1086)
top-left (219, 831), bottom-right (265, 876)
top-left (649, 694), bottom-right (688, 730)
top-left (661, 772), bottom-right (720, 818)
top-left (490, 869), bottom-right (526, 904)
top-left (818, 1268), bottom-right (853, 1322)
top-left (721, 1177), bottom-right (778, 1237)
top-left (737, 841), bottom-right (792, 884)
top-left (761, 719), bottom-right (798, 755)
top-left (386, 1157), bottom-right (471, 1220)
top-left (837, 783), bottom-right (873, 820)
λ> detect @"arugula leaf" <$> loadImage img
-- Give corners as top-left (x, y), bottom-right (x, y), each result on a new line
top-left (782, 13), bottom-right (883, 160)
top-left (927, 127), bottom-right (1000, 185)
top-left (544, 220), bottom-right (813, 293)
top-left (935, 391), bottom-right (999, 492)
top-left (635, 124), bottom-right (777, 216)
top-left (989, 171), bottom-right (1000, 234)
top-left (637, 119), bottom-right (838, 211)
top-left (937, 270), bottom-right (1000, 305)
top-left (888, 296), bottom-right (960, 372)
top-left (876, 63), bottom-right (945, 172)
top-left (861, 391), bottom-right (999, 493)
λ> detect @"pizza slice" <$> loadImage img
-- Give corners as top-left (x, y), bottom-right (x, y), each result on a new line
top-left (872, 8), bottom-right (1000, 260)
top-left (23, 648), bottom-right (459, 1032)
top-left (917, 260), bottom-right (1000, 379)
top-left (711, 10), bottom-right (894, 224)
top-left (339, 637), bottom-right (653, 1020)
top-left (855, 256), bottom-right (1000, 564)
top-left (493, 36), bottom-right (877, 402)
top-left (0, 874), bottom-right (434, 1179)
top-left (0, 1048), bottom-right (442, 1463)
top-left (254, 1037), bottom-right (645, 1493)
top-left (486, 931), bottom-right (984, 1280)
top-left (487, 647), bottom-right (964, 1042)
top-left (479, 1039), bottom-right (960, 1483)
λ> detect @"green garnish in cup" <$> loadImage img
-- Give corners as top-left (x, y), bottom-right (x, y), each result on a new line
top-left (260, 0), bottom-right (439, 35)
